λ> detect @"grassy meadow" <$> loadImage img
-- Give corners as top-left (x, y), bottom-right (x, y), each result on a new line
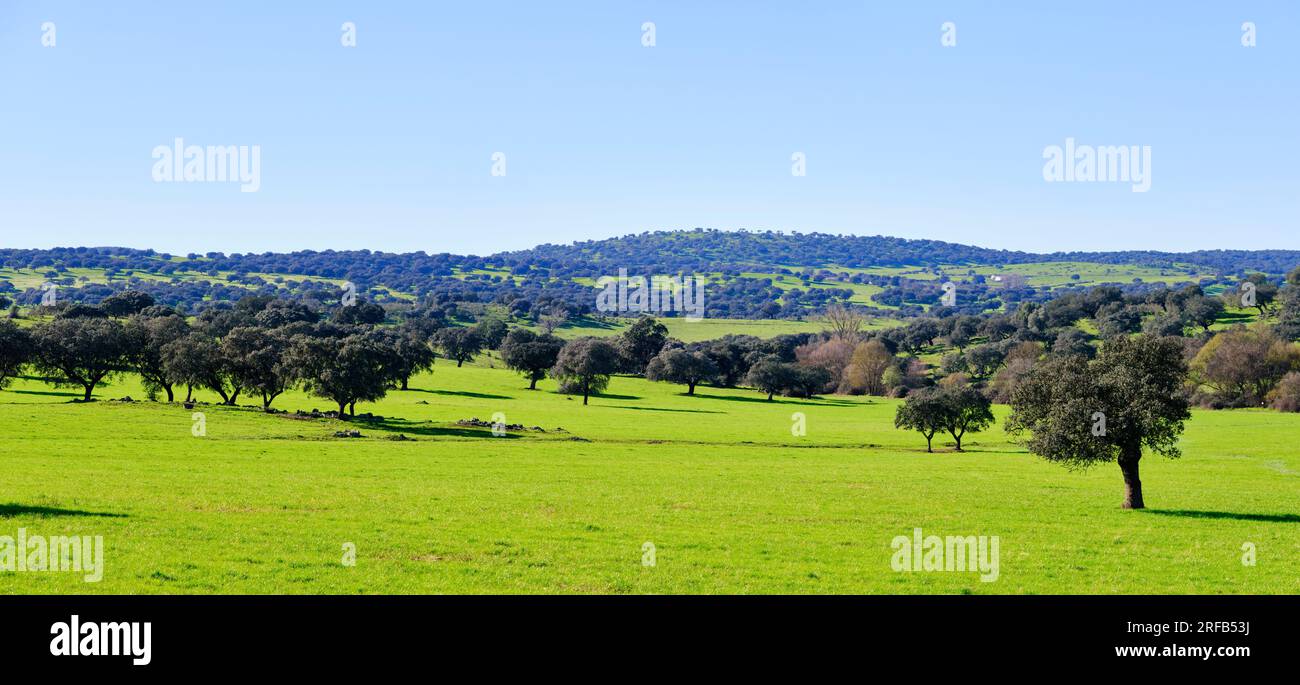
top-left (550, 315), bottom-right (903, 342)
top-left (1, 356), bottom-right (1296, 595)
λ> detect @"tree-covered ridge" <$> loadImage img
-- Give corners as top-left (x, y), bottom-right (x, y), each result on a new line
top-left (5, 230), bottom-right (1300, 281)
top-left (3, 230), bottom-right (1298, 320)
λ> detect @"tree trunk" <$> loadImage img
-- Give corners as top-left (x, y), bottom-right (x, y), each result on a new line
top-left (457, 359), bottom-right (464, 368)
top-left (164, 384), bottom-right (174, 403)
top-left (1119, 448), bottom-right (1144, 509)
top-left (338, 402), bottom-right (348, 417)
top-left (687, 381), bottom-right (696, 395)
top-left (925, 432), bottom-right (933, 453)
top-left (951, 428), bottom-right (965, 451)
top-left (401, 377), bottom-right (409, 391)
top-left (767, 391), bottom-right (774, 401)
top-left (529, 376), bottom-right (538, 390)
top-left (582, 380), bottom-right (589, 405)
top-left (349, 401), bottom-right (356, 416)
top-left (82, 383), bottom-right (94, 401)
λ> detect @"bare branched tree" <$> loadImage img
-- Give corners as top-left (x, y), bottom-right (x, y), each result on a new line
top-left (819, 303), bottom-right (865, 342)
top-left (539, 306), bottom-right (569, 334)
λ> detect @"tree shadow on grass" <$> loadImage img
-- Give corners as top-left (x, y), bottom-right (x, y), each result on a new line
top-left (1141, 509), bottom-right (1300, 524)
top-left (0, 504), bottom-right (127, 519)
top-left (559, 318), bottom-right (621, 332)
top-left (9, 389), bottom-right (82, 398)
top-left (403, 388), bottom-right (512, 400)
top-left (1215, 312), bottom-right (1255, 324)
top-left (692, 393), bottom-right (860, 407)
top-left (359, 418), bottom-right (523, 439)
top-left (607, 405), bottom-right (723, 414)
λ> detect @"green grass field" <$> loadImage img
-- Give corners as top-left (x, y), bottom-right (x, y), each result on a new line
top-left (550, 316), bottom-right (902, 342)
top-left (2, 358), bottom-right (1296, 595)
top-left (947, 261), bottom-right (1208, 288)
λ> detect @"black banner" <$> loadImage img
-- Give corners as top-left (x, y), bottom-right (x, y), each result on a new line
top-left (0, 595), bottom-right (1290, 672)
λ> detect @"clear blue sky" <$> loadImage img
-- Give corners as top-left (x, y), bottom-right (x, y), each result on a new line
top-left (1, 1), bottom-right (1296, 256)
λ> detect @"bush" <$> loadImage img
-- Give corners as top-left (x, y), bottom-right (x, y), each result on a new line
top-left (842, 340), bottom-right (894, 395)
top-left (794, 337), bottom-right (854, 392)
top-left (1267, 371), bottom-right (1300, 412)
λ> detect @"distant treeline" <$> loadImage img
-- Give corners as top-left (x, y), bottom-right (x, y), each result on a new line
top-left (2, 266), bottom-right (1298, 418)
top-left (3, 231), bottom-right (1299, 321)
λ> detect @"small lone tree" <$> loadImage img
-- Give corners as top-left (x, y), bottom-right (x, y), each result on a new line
top-left (645, 348), bottom-right (718, 395)
top-left (435, 327), bottom-right (484, 367)
top-left (940, 385), bottom-right (994, 451)
top-left (500, 328), bottom-right (564, 389)
top-left (1006, 334), bottom-right (1189, 509)
top-left (894, 387), bottom-right (948, 452)
top-left (745, 359), bottom-right (797, 400)
top-left (550, 337), bottom-right (620, 405)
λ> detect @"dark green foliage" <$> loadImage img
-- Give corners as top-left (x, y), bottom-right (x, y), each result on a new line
top-left (473, 318), bottom-right (509, 350)
top-left (894, 385), bottom-right (994, 452)
top-left (616, 316), bottom-right (669, 374)
top-left (333, 301), bottom-right (387, 326)
top-left (645, 348), bottom-right (718, 395)
top-left (1006, 335), bottom-right (1190, 508)
top-left (435, 327), bottom-right (484, 367)
top-left (500, 328), bottom-right (564, 389)
top-left (100, 290), bottom-right (155, 317)
top-left (162, 333), bottom-right (241, 405)
top-left (550, 337), bottom-right (620, 405)
top-left (125, 313), bottom-right (190, 401)
top-left (287, 333), bottom-right (394, 416)
top-left (223, 326), bottom-right (295, 408)
top-left (30, 317), bottom-right (132, 401)
top-left (0, 319), bottom-right (33, 389)
top-left (893, 387), bottom-right (947, 453)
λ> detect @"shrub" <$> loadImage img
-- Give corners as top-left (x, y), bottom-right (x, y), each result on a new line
top-left (1267, 371), bottom-right (1300, 412)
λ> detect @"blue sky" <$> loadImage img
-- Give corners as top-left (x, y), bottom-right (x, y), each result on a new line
top-left (1, 1), bottom-right (1296, 256)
